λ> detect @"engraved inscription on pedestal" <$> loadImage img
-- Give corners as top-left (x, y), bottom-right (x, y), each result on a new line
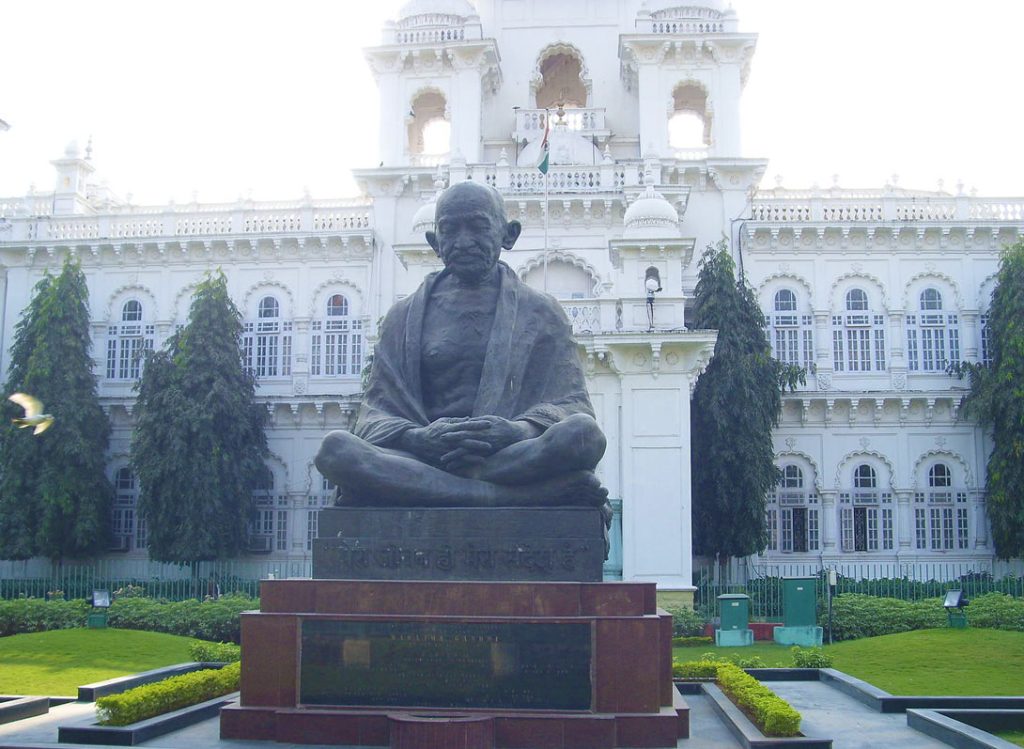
top-left (312, 507), bottom-right (607, 582)
top-left (299, 619), bottom-right (592, 710)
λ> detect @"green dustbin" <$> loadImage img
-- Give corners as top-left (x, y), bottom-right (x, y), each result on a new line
top-left (774, 576), bottom-right (822, 647)
top-left (716, 593), bottom-right (753, 646)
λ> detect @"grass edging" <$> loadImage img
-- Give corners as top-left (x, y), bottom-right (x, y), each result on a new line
top-left (57, 692), bottom-right (236, 746)
top-left (906, 709), bottom-right (1024, 749)
top-left (78, 662), bottom-right (227, 702)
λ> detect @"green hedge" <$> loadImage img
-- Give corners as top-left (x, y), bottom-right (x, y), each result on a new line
top-left (0, 597), bottom-right (90, 636)
top-left (790, 647), bottom-right (834, 668)
top-left (96, 661), bottom-right (240, 726)
top-left (827, 592), bottom-right (1024, 641)
top-left (673, 659), bottom-right (800, 736)
top-left (664, 605), bottom-right (706, 637)
top-left (0, 595), bottom-right (256, 641)
top-left (107, 595), bottom-right (256, 642)
top-left (188, 641), bottom-right (241, 663)
top-left (672, 635), bottom-right (714, 647)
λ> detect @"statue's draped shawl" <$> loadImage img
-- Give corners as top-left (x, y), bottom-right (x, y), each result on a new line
top-left (355, 263), bottom-right (594, 446)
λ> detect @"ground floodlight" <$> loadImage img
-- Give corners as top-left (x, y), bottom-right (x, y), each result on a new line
top-left (943, 589), bottom-right (968, 610)
top-left (92, 589), bottom-right (111, 608)
top-left (944, 589), bottom-right (969, 629)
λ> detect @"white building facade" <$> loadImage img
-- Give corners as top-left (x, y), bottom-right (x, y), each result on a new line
top-left (1, 0), bottom-right (1021, 587)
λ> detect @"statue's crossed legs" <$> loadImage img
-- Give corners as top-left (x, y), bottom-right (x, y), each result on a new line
top-left (315, 413), bottom-right (608, 508)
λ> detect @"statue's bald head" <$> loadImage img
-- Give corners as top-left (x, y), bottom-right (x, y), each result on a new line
top-left (435, 181), bottom-right (508, 224)
top-left (426, 180), bottom-right (522, 284)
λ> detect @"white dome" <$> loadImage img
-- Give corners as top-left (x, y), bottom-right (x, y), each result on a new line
top-left (640, 0), bottom-right (727, 15)
top-left (398, 0), bottom-right (476, 22)
top-left (412, 199), bottom-right (436, 235)
top-left (623, 183), bottom-right (680, 239)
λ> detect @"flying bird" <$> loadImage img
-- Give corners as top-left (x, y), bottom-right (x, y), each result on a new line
top-left (8, 393), bottom-right (54, 435)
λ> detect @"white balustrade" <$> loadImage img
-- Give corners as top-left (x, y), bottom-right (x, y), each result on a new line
top-left (4, 200), bottom-right (373, 243)
top-left (561, 301), bottom-right (601, 334)
top-left (672, 147), bottom-right (708, 161)
top-left (970, 200), bottom-right (1024, 221)
top-left (751, 194), bottom-right (1024, 225)
top-left (513, 108), bottom-right (607, 140)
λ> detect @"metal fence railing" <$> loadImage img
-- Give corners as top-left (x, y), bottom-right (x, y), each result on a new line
top-left (0, 558), bottom-right (314, 601)
top-left (693, 560), bottom-right (1024, 622)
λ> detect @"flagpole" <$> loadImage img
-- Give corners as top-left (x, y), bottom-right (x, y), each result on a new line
top-left (543, 161), bottom-right (549, 294)
top-left (541, 108), bottom-right (550, 294)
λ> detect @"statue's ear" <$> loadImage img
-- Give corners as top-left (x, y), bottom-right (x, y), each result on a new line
top-left (426, 230), bottom-right (440, 256)
top-left (502, 220), bottom-right (522, 250)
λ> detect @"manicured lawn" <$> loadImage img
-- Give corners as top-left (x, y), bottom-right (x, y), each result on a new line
top-left (0, 628), bottom-right (200, 696)
top-left (674, 628), bottom-right (1024, 695)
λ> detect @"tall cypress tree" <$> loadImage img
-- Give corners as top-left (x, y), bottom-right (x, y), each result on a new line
top-left (689, 242), bottom-right (801, 561)
top-left (0, 261), bottom-right (113, 562)
top-left (132, 271), bottom-right (269, 563)
top-left (955, 240), bottom-right (1024, 558)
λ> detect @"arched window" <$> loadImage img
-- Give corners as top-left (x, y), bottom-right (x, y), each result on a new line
top-left (769, 289), bottom-right (813, 370)
top-left (914, 462), bottom-right (969, 551)
top-left (249, 472), bottom-right (287, 553)
top-left (668, 82), bottom-right (709, 158)
top-left (122, 300), bottom-right (142, 321)
top-left (111, 467), bottom-right (146, 551)
top-left (774, 289), bottom-right (797, 312)
top-left (243, 295), bottom-right (292, 379)
top-left (832, 287), bottom-right (886, 373)
top-left (311, 294), bottom-right (363, 376)
top-left (106, 300), bottom-right (154, 380)
top-left (839, 463), bottom-right (894, 553)
top-left (853, 464), bottom-right (876, 489)
top-left (407, 90), bottom-right (449, 164)
top-left (535, 52), bottom-right (587, 108)
top-left (906, 287), bottom-right (960, 372)
top-left (765, 464), bottom-right (820, 553)
top-left (845, 289), bottom-right (868, 311)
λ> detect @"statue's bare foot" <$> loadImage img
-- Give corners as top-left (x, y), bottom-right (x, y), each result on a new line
top-left (498, 470), bottom-right (608, 508)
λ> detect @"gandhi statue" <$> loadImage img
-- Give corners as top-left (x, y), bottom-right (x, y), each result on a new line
top-left (315, 181), bottom-right (608, 509)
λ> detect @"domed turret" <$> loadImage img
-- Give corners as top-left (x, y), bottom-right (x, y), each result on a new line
top-left (398, 0), bottom-right (476, 23)
top-left (623, 176), bottom-right (680, 239)
top-left (636, 0), bottom-right (737, 33)
top-left (411, 173), bottom-right (446, 236)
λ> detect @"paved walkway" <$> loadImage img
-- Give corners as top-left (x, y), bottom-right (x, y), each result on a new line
top-left (770, 681), bottom-right (950, 749)
top-left (0, 681), bottom-right (975, 749)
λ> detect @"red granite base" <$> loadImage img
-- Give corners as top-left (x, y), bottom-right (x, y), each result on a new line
top-left (220, 579), bottom-right (689, 749)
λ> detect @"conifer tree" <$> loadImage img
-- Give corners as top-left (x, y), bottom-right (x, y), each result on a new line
top-left (132, 271), bottom-right (269, 563)
top-left (955, 240), bottom-right (1024, 558)
top-left (689, 242), bottom-right (802, 562)
top-left (0, 261), bottom-right (113, 561)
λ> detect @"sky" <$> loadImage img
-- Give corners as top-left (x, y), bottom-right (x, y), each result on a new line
top-left (1, 0), bottom-right (1021, 205)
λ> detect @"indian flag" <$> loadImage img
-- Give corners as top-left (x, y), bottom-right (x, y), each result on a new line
top-left (537, 110), bottom-right (550, 174)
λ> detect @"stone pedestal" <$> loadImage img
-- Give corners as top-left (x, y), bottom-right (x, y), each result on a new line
top-left (220, 579), bottom-right (688, 748)
top-left (312, 507), bottom-right (607, 582)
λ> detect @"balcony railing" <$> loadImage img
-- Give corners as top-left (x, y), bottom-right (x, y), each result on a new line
top-left (513, 108), bottom-right (608, 142)
top-left (751, 194), bottom-right (1024, 224)
top-left (1, 200), bottom-right (372, 243)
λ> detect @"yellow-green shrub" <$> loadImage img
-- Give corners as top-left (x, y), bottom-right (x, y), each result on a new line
top-left (715, 662), bottom-right (801, 736)
top-left (673, 659), bottom-right (801, 737)
top-left (95, 662), bottom-right (240, 726)
top-left (188, 641), bottom-right (241, 663)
